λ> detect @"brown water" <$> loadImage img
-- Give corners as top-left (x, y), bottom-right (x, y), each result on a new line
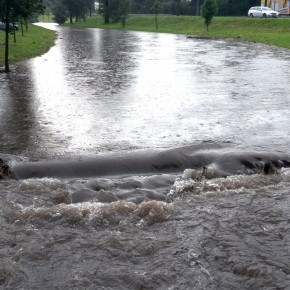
top-left (0, 25), bottom-right (290, 289)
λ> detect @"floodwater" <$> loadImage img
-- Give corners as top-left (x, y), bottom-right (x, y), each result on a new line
top-left (0, 24), bottom-right (290, 289)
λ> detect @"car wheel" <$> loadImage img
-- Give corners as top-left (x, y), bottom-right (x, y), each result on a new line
top-left (263, 13), bottom-right (267, 18)
top-left (250, 13), bottom-right (254, 17)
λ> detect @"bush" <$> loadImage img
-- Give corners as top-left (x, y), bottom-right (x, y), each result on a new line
top-left (201, 0), bottom-right (218, 31)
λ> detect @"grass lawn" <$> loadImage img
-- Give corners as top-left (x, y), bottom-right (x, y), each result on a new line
top-left (67, 15), bottom-right (290, 49)
top-left (0, 23), bottom-right (56, 67)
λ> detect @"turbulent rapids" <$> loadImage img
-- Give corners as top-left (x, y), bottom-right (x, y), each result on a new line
top-left (1, 148), bottom-right (290, 289)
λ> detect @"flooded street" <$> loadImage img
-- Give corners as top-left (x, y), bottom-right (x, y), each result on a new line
top-left (1, 26), bottom-right (290, 157)
top-left (1, 26), bottom-right (290, 289)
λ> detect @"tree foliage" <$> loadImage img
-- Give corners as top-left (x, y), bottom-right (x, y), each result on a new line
top-left (98, 0), bottom-right (130, 24)
top-left (201, 0), bottom-right (218, 31)
top-left (0, 0), bottom-right (44, 72)
top-left (45, 0), bottom-right (261, 25)
top-left (48, 0), bottom-right (95, 24)
top-left (216, 0), bottom-right (259, 16)
top-left (0, 0), bottom-right (43, 23)
top-left (127, 0), bottom-right (259, 16)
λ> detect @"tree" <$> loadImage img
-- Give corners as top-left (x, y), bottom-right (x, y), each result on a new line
top-left (86, 0), bottom-right (95, 16)
top-left (120, 0), bottom-right (129, 27)
top-left (195, 0), bottom-right (201, 16)
top-left (174, 0), bottom-right (181, 15)
top-left (0, 0), bottom-right (43, 72)
top-left (50, 0), bottom-right (68, 23)
top-left (97, 0), bottom-right (260, 17)
top-left (216, 0), bottom-right (260, 16)
top-left (98, 0), bottom-right (109, 23)
top-left (201, 0), bottom-right (218, 32)
top-left (152, 0), bottom-right (160, 30)
top-left (16, 0), bottom-right (45, 33)
top-left (49, 0), bottom-right (93, 24)
top-left (98, 0), bottom-right (130, 25)
top-left (0, 0), bottom-right (11, 72)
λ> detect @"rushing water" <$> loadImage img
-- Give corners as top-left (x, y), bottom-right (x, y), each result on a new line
top-left (1, 24), bottom-right (290, 289)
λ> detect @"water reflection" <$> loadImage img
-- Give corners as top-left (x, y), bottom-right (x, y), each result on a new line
top-left (0, 65), bottom-right (41, 155)
top-left (1, 27), bottom-right (290, 159)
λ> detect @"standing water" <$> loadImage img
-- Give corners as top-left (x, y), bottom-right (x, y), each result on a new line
top-left (0, 25), bottom-right (290, 289)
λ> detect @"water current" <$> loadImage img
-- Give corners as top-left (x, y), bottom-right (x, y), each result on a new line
top-left (0, 24), bottom-right (290, 289)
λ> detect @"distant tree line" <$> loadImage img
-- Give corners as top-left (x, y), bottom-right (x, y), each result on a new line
top-left (103, 0), bottom-right (261, 17)
top-left (45, 0), bottom-right (261, 24)
top-left (43, 0), bottom-right (95, 24)
top-left (98, 0), bottom-right (261, 20)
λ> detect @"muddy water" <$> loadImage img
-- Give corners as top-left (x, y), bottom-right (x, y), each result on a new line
top-left (1, 26), bottom-right (290, 289)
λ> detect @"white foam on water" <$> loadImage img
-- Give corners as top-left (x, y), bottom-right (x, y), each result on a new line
top-left (171, 167), bottom-right (290, 197)
top-left (18, 178), bottom-right (67, 191)
top-left (12, 200), bottom-right (172, 227)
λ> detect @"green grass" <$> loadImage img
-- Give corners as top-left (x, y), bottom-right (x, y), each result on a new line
top-left (67, 15), bottom-right (290, 49)
top-left (0, 23), bottom-right (56, 67)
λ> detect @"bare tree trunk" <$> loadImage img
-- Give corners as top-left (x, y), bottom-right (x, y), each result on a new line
top-left (196, 0), bottom-right (200, 16)
top-left (175, 0), bottom-right (181, 16)
top-left (104, 0), bottom-right (109, 24)
top-left (4, 0), bottom-right (11, 73)
top-left (21, 19), bottom-right (24, 36)
top-left (4, 27), bottom-right (9, 73)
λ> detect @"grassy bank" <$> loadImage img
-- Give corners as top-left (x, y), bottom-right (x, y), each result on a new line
top-left (67, 15), bottom-right (290, 49)
top-left (0, 24), bottom-right (56, 67)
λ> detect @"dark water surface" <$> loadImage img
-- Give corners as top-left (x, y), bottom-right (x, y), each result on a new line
top-left (1, 25), bottom-right (290, 289)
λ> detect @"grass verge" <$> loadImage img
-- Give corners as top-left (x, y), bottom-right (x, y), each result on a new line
top-left (67, 15), bottom-right (290, 49)
top-left (0, 23), bottom-right (56, 67)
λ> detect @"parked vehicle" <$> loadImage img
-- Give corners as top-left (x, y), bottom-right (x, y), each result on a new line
top-left (0, 22), bottom-right (19, 31)
top-left (248, 6), bottom-right (279, 18)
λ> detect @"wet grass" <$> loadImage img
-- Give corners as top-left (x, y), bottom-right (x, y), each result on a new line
top-left (68, 15), bottom-right (290, 49)
top-left (0, 23), bottom-right (56, 67)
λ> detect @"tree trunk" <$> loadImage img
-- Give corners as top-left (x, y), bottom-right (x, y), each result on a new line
top-left (104, 0), bottom-right (109, 24)
top-left (4, 27), bottom-right (9, 73)
top-left (196, 0), bottom-right (200, 16)
top-left (21, 19), bottom-right (24, 36)
top-left (175, 0), bottom-right (181, 16)
top-left (4, 0), bottom-right (11, 73)
top-left (228, 0), bottom-right (234, 15)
